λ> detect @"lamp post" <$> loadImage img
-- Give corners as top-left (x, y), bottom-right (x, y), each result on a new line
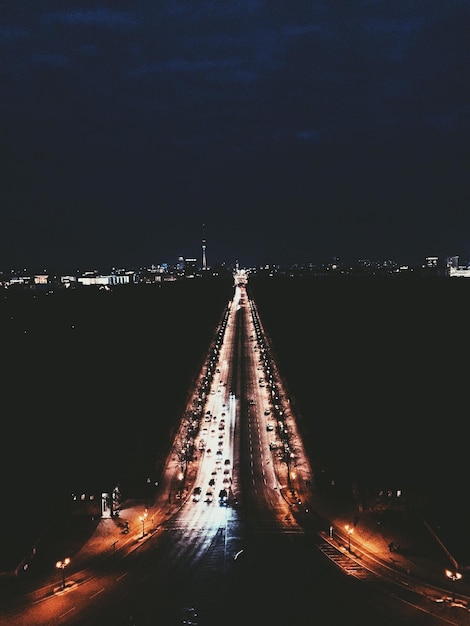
top-left (56, 557), bottom-right (70, 590)
top-left (139, 511), bottom-right (148, 538)
top-left (345, 524), bottom-right (354, 553)
top-left (177, 471), bottom-right (184, 500)
top-left (445, 569), bottom-right (462, 602)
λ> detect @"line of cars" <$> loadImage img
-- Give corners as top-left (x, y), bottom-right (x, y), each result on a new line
top-left (192, 458), bottom-right (231, 506)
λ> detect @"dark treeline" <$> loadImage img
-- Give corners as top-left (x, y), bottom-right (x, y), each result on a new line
top-left (248, 275), bottom-right (470, 561)
top-left (1, 277), bottom-right (234, 569)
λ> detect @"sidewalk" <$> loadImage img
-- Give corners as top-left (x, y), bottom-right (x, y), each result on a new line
top-left (56, 493), bottom-right (185, 578)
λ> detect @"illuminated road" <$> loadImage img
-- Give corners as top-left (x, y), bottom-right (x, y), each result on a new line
top-left (1, 278), bottom-right (466, 625)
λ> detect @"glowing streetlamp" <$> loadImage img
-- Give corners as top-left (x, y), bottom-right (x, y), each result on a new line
top-left (345, 524), bottom-right (354, 553)
top-left (139, 511), bottom-right (148, 538)
top-left (56, 557), bottom-right (71, 590)
top-left (445, 569), bottom-right (462, 602)
top-left (177, 471), bottom-right (184, 499)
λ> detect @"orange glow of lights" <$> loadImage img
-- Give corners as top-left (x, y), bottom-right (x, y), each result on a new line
top-left (446, 569), bottom-right (462, 581)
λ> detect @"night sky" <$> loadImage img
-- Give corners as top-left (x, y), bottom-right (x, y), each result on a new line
top-left (1, 2), bottom-right (468, 272)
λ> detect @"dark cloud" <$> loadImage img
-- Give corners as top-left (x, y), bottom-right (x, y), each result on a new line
top-left (0, 1), bottom-right (468, 270)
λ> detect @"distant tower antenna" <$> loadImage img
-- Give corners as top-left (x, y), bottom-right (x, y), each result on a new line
top-left (202, 223), bottom-right (207, 270)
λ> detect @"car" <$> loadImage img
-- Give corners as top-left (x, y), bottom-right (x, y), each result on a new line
top-left (192, 487), bottom-right (202, 502)
top-left (224, 468), bottom-right (230, 475)
top-left (266, 423), bottom-right (274, 431)
top-left (205, 490), bottom-right (214, 503)
top-left (209, 478), bottom-right (216, 486)
top-left (206, 448), bottom-right (212, 456)
top-left (224, 459), bottom-right (230, 465)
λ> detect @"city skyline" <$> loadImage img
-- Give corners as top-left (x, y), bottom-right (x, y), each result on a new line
top-left (3, 250), bottom-right (470, 287)
top-left (1, 2), bottom-right (468, 270)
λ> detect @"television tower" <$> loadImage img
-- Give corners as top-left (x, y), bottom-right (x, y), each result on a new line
top-left (202, 224), bottom-right (207, 270)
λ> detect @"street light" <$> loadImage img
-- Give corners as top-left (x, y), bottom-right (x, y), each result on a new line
top-left (56, 557), bottom-right (70, 590)
top-left (445, 569), bottom-right (462, 602)
top-left (139, 511), bottom-right (148, 538)
top-left (177, 471), bottom-right (184, 499)
top-left (345, 524), bottom-right (354, 553)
